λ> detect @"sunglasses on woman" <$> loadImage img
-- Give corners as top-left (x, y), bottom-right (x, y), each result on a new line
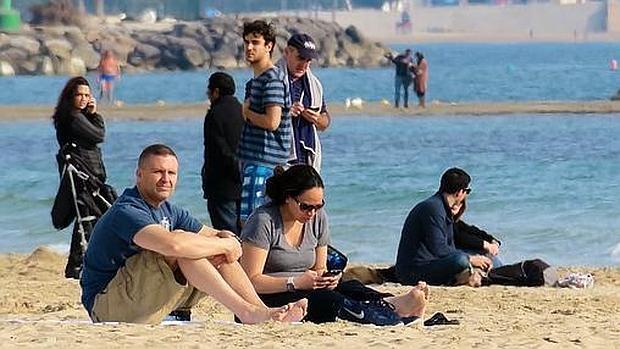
top-left (293, 197), bottom-right (325, 212)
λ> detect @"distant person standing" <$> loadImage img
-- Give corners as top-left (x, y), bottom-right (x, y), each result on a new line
top-left (202, 72), bottom-right (244, 235)
top-left (277, 33), bottom-right (330, 171)
top-left (97, 50), bottom-right (121, 104)
top-left (385, 49), bottom-right (413, 108)
top-left (413, 52), bottom-right (428, 108)
top-left (237, 20), bottom-right (292, 224)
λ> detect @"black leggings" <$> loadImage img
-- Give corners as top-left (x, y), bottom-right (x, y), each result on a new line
top-left (258, 280), bottom-right (393, 323)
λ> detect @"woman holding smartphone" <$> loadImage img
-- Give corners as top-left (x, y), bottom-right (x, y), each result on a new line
top-left (52, 76), bottom-right (113, 279)
top-left (240, 165), bottom-right (428, 325)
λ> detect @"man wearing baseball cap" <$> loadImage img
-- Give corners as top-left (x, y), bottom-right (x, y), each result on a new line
top-left (277, 33), bottom-right (331, 171)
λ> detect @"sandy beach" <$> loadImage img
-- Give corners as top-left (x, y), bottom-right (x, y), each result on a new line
top-left (2, 100), bottom-right (620, 122)
top-left (0, 247), bottom-right (618, 348)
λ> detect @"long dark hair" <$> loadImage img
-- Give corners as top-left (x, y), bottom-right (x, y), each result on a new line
top-left (52, 76), bottom-right (90, 128)
top-left (453, 199), bottom-right (466, 222)
top-left (265, 165), bottom-right (324, 205)
top-left (415, 51), bottom-right (424, 65)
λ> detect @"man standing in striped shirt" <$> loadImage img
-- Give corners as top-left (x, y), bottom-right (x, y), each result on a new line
top-left (238, 20), bottom-right (292, 224)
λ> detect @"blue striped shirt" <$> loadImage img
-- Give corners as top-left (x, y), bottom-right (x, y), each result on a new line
top-left (238, 66), bottom-right (292, 166)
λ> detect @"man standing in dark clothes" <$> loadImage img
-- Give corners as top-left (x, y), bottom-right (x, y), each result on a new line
top-left (385, 49), bottom-right (413, 108)
top-left (395, 168), bottom-right (492, 286)
top-left (202, 72), bottom-right (244, 235)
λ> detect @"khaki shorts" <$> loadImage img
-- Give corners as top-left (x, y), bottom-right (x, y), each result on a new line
top-left (91, 250), bottom-right (206, 324)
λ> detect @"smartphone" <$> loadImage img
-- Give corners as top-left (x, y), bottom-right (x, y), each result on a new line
top-left (323, 270), bottom-right (342, 277)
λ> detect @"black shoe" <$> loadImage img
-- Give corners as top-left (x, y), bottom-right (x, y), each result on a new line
top-left (64, 265), bottom-right (82, 279)
top-left (337, 298), bottom-right (402, 326)
top-left (166, 309), bottom-right (191, 321)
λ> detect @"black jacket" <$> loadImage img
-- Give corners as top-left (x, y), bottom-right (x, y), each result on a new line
top-left (51, 144), bottom-right (117, 229)
top-left (55, 110), bottom-right (107, 181)
top-left (202, 95), bottom-right (244, 200)
top-left (453, 220), bottom-right (501, 251)
top-left (51, 110), bottom-right (115, 229)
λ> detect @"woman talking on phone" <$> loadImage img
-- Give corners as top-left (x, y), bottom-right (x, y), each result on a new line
top-left (240, 165), bottom-right (428, 325)
top-left (52, 76), bottom-right (115, 279)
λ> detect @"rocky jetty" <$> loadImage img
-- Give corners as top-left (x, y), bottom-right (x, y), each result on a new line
top-left (0, 16), bottom-right (390, 76)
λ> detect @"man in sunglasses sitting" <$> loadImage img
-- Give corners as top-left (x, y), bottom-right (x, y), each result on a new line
top-left (395, 167), bottom-right (492, 286)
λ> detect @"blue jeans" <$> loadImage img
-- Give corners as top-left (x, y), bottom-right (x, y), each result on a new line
top-left (394, 75), bottom-right (412, 107)
top-left (207, 199), bottom-right (240, 236)
top-left (459, 248), bottom-right (504, 268)
top-left (404, 252), bottom-right (471, 286)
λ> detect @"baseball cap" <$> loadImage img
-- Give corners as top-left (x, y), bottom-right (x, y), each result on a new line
top-left (287, 33), bottom-right (319, 60)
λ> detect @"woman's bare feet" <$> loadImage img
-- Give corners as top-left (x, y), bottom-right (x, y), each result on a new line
top-left (238, 298), bottom-right (308, 324)
top-left (385, 281), bottom-right (429, 318)
top-left (275, 298), bottom-right (308, 322)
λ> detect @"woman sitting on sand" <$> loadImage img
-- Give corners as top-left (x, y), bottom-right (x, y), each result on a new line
top-left (451, 199), bottom-right (503, 268)
top-left (240, 165), bottom-right (428, 325)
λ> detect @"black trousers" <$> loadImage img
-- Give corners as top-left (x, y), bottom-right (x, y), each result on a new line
top-left (258, 280), bottom-right (393, 323)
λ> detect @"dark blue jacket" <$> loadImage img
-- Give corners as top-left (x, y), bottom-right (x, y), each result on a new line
top-left (395, 192), bottom-right (457, 277)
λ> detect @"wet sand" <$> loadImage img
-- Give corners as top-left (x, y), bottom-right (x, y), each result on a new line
top-left (0, 247), bottom-right (619, 348)
top-left (1, 100), bottom-right (620, 122)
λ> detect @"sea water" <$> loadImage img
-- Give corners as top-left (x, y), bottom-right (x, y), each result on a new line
top-left (0, 114), bottom-right (619, 266)
top-left (0, 43), bottom-right (618, 105)
top-left (0, 42), bottom-right (619, 266)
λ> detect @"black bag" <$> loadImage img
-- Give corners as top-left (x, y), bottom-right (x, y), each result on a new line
top-left (482, 259), bottom-right (556, 287)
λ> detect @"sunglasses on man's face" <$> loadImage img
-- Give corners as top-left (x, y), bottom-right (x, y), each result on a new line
top-left (293, 197), bottom-right (325, 213)
top-left (464, 188), bottom-right (472, 194)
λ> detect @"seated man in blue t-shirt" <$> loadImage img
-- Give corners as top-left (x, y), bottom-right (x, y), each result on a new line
top-left (80, 144), bottom-right (306, 324)
top-left (395, 167), bottom-right (492, 286)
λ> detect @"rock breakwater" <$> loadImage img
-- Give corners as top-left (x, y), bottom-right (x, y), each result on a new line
top-left (0, 16), bottom-right (390, 76)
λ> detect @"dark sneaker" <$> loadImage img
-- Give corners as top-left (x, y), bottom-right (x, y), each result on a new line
top-left (165, 309), bottom-right (191, 322)
top-left (337, 298), bottom-right (402, 326)
top-left (64, 265), bottom-right (82, 280)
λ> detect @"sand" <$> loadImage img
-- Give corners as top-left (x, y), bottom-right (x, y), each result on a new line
top-left (0, 247), bottom-right (618, 348)
top-left (1, 100), bottom-right (620, 122)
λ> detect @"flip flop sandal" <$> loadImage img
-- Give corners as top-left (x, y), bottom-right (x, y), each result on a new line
top-left (423, 312), bottom-right (460, 326)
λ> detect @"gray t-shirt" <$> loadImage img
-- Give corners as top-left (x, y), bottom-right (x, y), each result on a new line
top-left (241, 203), bottom-right (330, 276)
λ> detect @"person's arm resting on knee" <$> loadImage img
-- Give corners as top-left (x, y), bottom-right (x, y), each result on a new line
top-left (133, 224), bottom-right (241, 261)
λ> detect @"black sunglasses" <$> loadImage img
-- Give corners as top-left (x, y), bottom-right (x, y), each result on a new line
top-left (464, 188), bottom-right (472, 194)
top-left (293, 197), bottom-right (325, 212)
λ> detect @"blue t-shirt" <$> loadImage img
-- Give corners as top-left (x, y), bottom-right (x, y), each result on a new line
top-left (238, 66), bottom-right (292, 166)
top-left (80, 187), bottom-right (203, 313)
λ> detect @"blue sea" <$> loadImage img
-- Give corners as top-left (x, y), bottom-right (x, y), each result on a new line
top-left (1, 43), bottom-right (619, 266)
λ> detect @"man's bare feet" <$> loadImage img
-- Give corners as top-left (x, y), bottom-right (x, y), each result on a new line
top-left (385, 281), bottom-right (428, 318)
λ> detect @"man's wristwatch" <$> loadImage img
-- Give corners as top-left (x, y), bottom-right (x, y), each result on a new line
top-left (286, 276), bottom-right (296, 292)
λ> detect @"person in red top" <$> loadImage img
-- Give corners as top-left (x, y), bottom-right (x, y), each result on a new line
top-left (97, 50), bottom-right (121, 104)
top-left (413, 52), bottom-right (428, 108)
